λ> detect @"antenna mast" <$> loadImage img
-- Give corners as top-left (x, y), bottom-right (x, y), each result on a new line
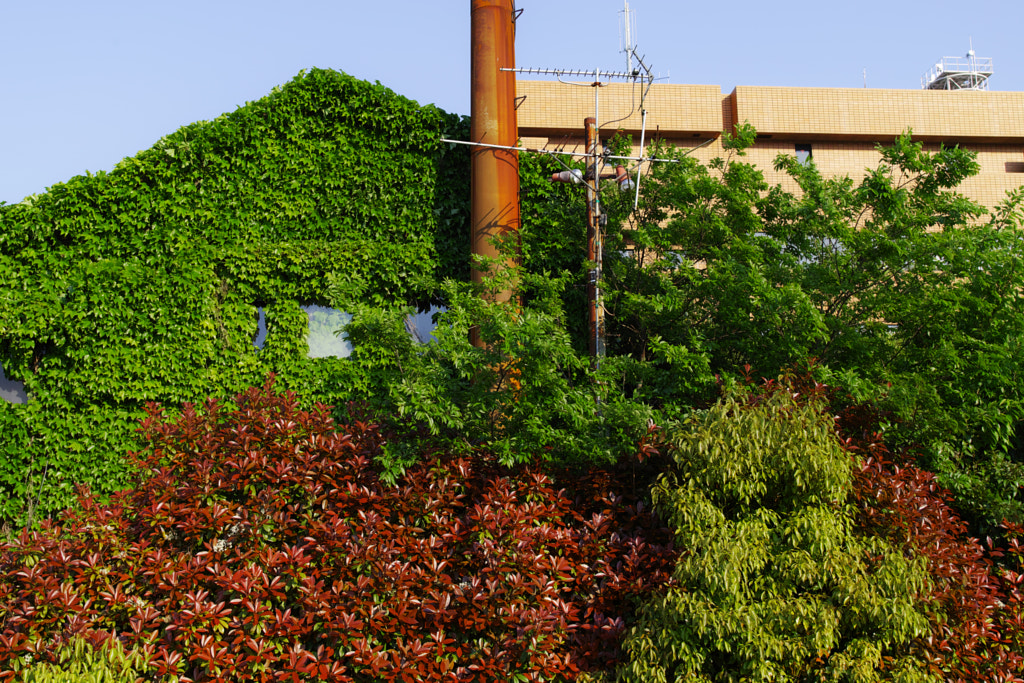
top-left (620, 1), bottom-right (637, 74)
top-left (502, 6), bottom-right (654, 368)
top-left (921, 40), bottom-right (993, 90)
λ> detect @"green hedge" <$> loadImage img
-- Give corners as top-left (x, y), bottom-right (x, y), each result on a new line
top-left (0, 68), bottom-right (472, 523)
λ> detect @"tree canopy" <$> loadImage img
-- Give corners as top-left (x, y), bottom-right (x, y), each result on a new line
top-left (595, 127), bottom-right (1024, 529)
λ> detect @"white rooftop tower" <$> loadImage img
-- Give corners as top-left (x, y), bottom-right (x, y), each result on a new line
top-left (922, 42), bottom-right (993, 90)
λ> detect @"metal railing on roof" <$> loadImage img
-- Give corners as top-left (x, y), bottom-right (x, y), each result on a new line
top-left (922, 55), bottom-right (993, 90)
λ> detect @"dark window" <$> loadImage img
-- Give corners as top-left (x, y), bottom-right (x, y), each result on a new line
top-left (0, 362), bottom-right (27, 404)
top-left (254, 307), bottom-right (268, 350)
top-left (795, 144), bottom-right (813, 165)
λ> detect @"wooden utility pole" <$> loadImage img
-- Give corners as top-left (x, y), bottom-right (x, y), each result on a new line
top-left (584, 117), bottom-right (604, 361)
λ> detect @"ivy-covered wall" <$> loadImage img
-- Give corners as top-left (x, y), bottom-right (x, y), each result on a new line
top-left (0, 68), bottom-right (472, 523)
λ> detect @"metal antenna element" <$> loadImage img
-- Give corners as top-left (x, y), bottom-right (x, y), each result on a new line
top-left (501, 66), bottom-right (638, 80)
top-left (620, 1), bottom-right (637, 75)
top-left (492, 5), bottom-right (659, 369)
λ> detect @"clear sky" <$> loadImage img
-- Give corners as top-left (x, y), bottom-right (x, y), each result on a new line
top-left (3, 0), bottom-right (1023, 205)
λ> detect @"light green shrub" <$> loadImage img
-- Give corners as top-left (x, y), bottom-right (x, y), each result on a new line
top-left (17, 637), bottom-right (146, 683)
top-left (619, 390), bottom-right (937, 683)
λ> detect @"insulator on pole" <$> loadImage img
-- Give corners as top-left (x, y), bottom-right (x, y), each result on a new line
top-left (613, 165), bottom-right (634, 191)
top-left (551, 169), bottom-right (584, 184)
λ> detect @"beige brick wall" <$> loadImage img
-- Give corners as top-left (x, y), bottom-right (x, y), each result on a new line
top-left (733, 86), bottom-right (1024, 142)
top-left (516, 80), bottom-right (1024, 212)
top-left (516, 80), bottom-right (723, 137)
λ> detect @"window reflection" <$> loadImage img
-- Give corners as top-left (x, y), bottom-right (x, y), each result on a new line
top-left (304, 305), bottom-right (353, 359)
top-left (0, 362), bottom-right (27, 404)
top-left (405, 306), bottom-right (444, 344)
top-left (254, 307), bottom-right (267, 350)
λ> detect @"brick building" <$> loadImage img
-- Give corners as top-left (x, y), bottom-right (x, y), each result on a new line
top-left (516, 80), bottom-right (1024, 210)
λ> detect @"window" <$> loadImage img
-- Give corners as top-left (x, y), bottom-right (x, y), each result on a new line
top-left (0, 362), bottom-right (27, 404)
top-left (405, 306), bottom-right (444, 344)
top-left (254, 307), bottom-right (268, 350)
top-left (254, 304), bottom-right (443, 356)
top-left (304, 305), bottom-right (353, 359)
top-left (795, 144), bottom-right (813, 165)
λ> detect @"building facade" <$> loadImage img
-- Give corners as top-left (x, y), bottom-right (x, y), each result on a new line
top-left (516, 80), bottom-right (1024, 211)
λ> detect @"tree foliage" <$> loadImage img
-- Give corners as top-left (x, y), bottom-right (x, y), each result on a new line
top-left (331, 266), bottom-right (654, 479)
top-left (620, 386), bottom-right (936, 682)
top-left (16, 637), bottom-right (144, 683)
top-left (592, 127), bottom-right (1024, 527)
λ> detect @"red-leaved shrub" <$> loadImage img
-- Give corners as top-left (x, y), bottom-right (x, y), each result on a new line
top-left (851, 447), bottom-right (1024, 682)
top-left (0, 380), bottom-right (675, 681)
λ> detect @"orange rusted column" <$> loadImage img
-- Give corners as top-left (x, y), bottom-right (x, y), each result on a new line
top-left (471, 0), bottom-right (520, 333)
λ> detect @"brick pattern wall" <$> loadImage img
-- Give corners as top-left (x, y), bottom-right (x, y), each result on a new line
top-left (517, 80), bottom-right (1024, 212)
top-left (734, 86), bottom-right (1024, 142)
top-left (516, 81), bottom-right (723, 136)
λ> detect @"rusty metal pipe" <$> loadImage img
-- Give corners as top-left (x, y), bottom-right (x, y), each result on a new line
top-left (470, 0), bottom-right (520, 326)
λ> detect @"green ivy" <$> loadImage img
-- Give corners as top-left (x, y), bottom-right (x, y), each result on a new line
top-left (0, 69), bottom-right (472, 524)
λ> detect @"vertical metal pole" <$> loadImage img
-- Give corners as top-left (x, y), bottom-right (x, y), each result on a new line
top-left (633, 109), bottom-right (647, 210)
top-left (470, 0), bottom-right (520, 346)
top-left (594, 84), bottom-right (604, 362)
top-left (584, 117), bottom-right (603, 364)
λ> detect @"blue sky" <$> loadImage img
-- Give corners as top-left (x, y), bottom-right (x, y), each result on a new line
top-left (3, 0), bottom-right (1023, 205)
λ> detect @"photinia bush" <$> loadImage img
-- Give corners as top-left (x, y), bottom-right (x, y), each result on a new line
top-left (850, 440), bottom-right (1024, 682)
top-left (0, 379), bottom-right (675, 682)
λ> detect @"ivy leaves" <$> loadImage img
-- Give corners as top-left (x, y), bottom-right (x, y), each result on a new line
top-left (0, 68), bottom-right (471, 523)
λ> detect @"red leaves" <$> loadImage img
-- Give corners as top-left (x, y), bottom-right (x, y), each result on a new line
top-left (0, 379), bottom-right (675, 681)
top-left (849, 426), bottom-right (1024, 682)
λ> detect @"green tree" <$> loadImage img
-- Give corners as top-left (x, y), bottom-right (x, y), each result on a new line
top-left (330, 264), bottom-right (653, 480)
top-left (619, 389), bottom-right (936, 683)
top-left (596, 128), bottom-right (1024, 527)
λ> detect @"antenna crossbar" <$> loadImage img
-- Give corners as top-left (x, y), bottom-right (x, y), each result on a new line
top-left (502, 66), bottom-right (641, 80)
top-left (440, 137), bottom-right (714, 165)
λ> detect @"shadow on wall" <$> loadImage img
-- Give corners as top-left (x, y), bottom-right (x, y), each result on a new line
top-left (0, 362), bottom-right (27, 404)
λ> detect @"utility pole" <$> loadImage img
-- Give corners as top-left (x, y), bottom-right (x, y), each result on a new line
top-left (584, 117), bottom-right (604, 362)
top-left (470, 0), bottom-right (520, 348)
top-left (477, 5), bottom-right (653, 365)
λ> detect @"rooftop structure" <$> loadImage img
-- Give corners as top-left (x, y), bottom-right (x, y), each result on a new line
top-left (922, 51), bottom-right (993, 90)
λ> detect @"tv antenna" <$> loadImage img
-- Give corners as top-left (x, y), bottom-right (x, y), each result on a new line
top-left (495, 4), bottom-right (660, 366)
top-left (444, 3), bottom-right (697, 368)
top-left (620, 1), bottom-right (637, 75)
